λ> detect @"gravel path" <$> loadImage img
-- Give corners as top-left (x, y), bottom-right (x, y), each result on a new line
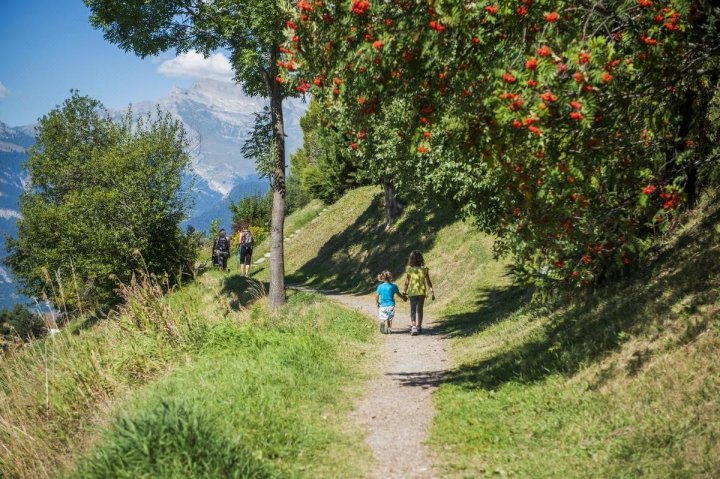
top-left (325, 292), bottom-right (450, 479)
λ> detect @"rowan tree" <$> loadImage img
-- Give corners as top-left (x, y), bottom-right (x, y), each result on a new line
top-left (282, 0), bottom-right (720, 292)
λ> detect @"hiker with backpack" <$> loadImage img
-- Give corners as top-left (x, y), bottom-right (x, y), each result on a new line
top-left (213, 229), bottom-right (231, 271)
top-left (238, 224), bottom-right (254, 276)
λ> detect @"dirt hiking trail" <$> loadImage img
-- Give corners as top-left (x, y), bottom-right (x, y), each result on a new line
top-left (327, 292), bottom-right (451, 479)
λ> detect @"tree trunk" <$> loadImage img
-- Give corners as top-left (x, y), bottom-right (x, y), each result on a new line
top-left (266, 47), bottom-right (286, 309)
top-left (383, 181), bottom-right (404, 228)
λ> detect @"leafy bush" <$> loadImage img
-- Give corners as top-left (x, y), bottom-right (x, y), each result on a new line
top-left (0, 305), bottom-right (45, 346)
top-left (72, 401), bottom-right (276, 479)
top-left (4, 93), bottom-right (196, 313)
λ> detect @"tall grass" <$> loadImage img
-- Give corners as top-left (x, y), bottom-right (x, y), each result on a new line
top-left (0, 271), bottom-right (207, 477)
top-left (0, 265), bottom-right (375, 478)
top-left (69, 291), bottom-right (376, 478)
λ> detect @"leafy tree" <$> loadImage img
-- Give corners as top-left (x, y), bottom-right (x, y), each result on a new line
top-left (283, 0), bottom-right (720, 292)
top-left (0, 305), bottom-right (44, 345)
top-left (4, 93), bottom-right (194, 313)
top-left (290, 101), bottom-right (368, 204)
top-left (209, 218), bottom-right (222, 241)
top-left (85, 0), bottom-right (297, 308)
top-left (230, 193), bottom-right (273, 230)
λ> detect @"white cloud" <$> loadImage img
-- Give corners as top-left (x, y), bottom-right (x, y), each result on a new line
top-left (0, 208), bottom-right (22, 220)
top-left (0, 266), bottom-right (12, 284)
top-left (157, 51), bottom-right (234, 82)
top-left (0, 81), bottom-right (8, 99)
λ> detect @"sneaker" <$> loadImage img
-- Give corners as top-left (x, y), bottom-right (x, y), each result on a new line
top-left (379, 322), bottom-right (386, 334)
top-left (387, 326), bottom-right (392, 334)
top-left (417, 327), bottom-right (422, 334)
top-left (411, 326), bottom-right (418, 336)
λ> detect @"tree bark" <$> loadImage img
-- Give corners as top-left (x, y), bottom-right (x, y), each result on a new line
top-left (383, 181), bottom-right (404, 228)
top-left (266, 46), bottom-right (286, 309)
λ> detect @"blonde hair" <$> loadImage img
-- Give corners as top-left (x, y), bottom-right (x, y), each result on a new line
top-left (377, 270), bottom-right (393, 282)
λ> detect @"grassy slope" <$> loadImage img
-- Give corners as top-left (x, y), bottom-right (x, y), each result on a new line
top-left (251, 186), bottom-right (720, 477)
top-left (4, 185), bottom-right (717, 477)
top-left (1, 267), bottom-right (376, 478)
top-left (249, 186), bottom-right (508, 306)
top-left (430, 193), bottom-right (720, 478)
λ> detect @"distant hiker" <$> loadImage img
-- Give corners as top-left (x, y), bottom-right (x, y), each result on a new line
top-left (238, 224), bottom-right (254, 276)
top-left (402, 251), bottom-right (435, 335)
top-left (376, 270), bottom-right (406, 334)
top-left (213, 229), bottom-right (231, 271)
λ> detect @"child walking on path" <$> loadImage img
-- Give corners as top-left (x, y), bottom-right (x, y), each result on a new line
top-left (376, 270), bottom-right (406, 334)
top-left (402, 251), bottom-right (435, 335)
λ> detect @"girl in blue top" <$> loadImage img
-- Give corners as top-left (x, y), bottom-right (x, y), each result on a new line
top-left (375, 270), bottom-right (406, 334)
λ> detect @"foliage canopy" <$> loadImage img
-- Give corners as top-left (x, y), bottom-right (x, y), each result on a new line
top-left (282, 0), bottom-right (720, 291)
top-left (4, 93), bottom-right (196, 312)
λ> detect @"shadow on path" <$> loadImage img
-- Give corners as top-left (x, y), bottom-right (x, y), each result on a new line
top-left (388, 370), bottom-right (449, 389)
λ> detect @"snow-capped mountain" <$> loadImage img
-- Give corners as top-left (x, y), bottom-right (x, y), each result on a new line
top-left (0, 121), bottom-right (33, 309)
top-left (125, 79), bottom-right (307, 196)
top-left (0, 79), bottom-right (308, 308)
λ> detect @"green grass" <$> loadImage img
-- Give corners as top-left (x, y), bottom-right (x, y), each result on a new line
top-left (1, 262), bottom-right (376, 478)
top-left (5, 185), bottom-right (718, 478)
top-left (69, 291), bottom-right (377, 478)
top-left (428, 192), bottom-right (720, 478)
top-left (247, 186), bottom-right (720, 477)
top-left (250, 186), bottom-right (501, 304)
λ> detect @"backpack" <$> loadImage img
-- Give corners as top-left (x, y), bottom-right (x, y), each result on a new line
top-left (240, 229), bottom-right (254, 247)
top-left (216, 236), bottom-right (230, 253)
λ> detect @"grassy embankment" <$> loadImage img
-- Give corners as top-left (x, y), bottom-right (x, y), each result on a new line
top-left (252, 185), bottom-right (720, 477)
top-left (1, 262), bottom-right (376, 477)
top-left (4, 183), bottom-right (717, 478)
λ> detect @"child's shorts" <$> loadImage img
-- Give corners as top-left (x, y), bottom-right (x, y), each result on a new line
top-left (378, 306), bottom-right (395, 321)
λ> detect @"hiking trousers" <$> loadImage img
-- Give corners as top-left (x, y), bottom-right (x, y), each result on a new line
top-left (409, 295), bottom-right (425, 319)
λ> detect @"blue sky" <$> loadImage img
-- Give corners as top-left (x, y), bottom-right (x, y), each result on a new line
top-left (0, 0), bottom-right (233, 127)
